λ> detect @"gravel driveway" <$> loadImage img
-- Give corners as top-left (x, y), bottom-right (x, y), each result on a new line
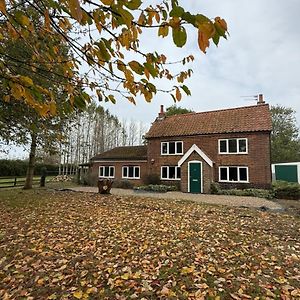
top-left (68, 187), bottom-right (282, 210)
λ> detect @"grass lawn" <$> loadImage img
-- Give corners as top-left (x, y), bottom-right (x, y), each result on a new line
top-left (0, 189), bottom-right (299, 299)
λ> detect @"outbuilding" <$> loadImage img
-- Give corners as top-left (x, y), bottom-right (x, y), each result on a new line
top-left (272, 162), bottom-right (300, 184)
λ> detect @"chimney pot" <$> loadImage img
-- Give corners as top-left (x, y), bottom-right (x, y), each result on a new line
top-left (157, 105), bottom-right (165, 120)
top-left (257, 94), bottom-right (265, 105)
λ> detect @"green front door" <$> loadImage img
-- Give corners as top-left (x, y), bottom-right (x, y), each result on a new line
top-left (189, 162), bottom-right (201, 193)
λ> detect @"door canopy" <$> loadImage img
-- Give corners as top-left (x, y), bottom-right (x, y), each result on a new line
top-left (178, 144), bottom-right (213, 167)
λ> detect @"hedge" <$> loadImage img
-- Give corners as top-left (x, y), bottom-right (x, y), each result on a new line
top-left (134, 184), bottom-right (178, 193)
top-left (211, 181), bottom-right (300, 200)
top-left (0, 159), bottom-right (59, 176)
top-left (272, 181), bottom-right (300, 200)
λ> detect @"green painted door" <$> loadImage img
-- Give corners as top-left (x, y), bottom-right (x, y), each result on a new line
top-left (275, 165), bottom-right (298, 183)
top-left (189, 163), bottom-right (201, 193)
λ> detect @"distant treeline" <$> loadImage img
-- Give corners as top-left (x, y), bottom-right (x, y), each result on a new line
top-left (0, 159), bottom-right (59, 177)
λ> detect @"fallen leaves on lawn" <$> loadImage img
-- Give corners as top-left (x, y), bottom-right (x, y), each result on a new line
top-left (0, 189), bottom-right (299, 299)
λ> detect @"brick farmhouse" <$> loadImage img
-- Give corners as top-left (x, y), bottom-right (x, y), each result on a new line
top-left (90, 98), bottom-right (272, 193)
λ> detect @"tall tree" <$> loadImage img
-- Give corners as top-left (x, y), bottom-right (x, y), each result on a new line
top-left (0, 5), bottom-right (79, 189)
top-left (271, 105), bottom-right (300, 163)
top-left (58, 103), bottom-right (147, 172)
top-left (0, 0), bottom-right (228, 114)
top-left (165, 104), bottom-right (194, 116)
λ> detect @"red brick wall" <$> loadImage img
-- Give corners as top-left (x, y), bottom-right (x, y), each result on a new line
top-left (147, 131), bottom-right (271, 191)
top-left (89, 161), bottom-right (148, 186)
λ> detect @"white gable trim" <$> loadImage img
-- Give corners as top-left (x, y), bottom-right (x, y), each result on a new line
top-left (178, 144), bottom-right (213, 167)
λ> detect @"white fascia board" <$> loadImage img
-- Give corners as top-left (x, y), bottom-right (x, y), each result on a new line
top-left (178, 144), bottom-right (213, 167)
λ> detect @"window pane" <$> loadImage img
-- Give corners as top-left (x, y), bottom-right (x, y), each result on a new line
top-left (239, 139), bottom-right (247, 153)
top-left (219, 140), bottom-right (227, 153)
top-left (135, 167), bottom-right (140, 178)
top-left (110, 167), bottom-right (114, 177)
top-left (176, 167), bottom-right (181, 179)
top-left (162, 167), bottom-right (168, 179)
top-left (229, 167), bottom-right (238, 181)
top-left (169, 142), bottom-right (175, 154)
top-left (176, 142), bottom-right (183, 154)
top-left (123, 167), bottom-right (127, 177)
top-left (239, 168), bottom-right (247, 181)
top-left (104, 167), bottom-right (109, 177)
top-left (220, 168), bottom-right (227, 180)
top-left (162, 143), bottom-right (168, 154)
top-left (228, 139), bottom-right (237, 153)
top-left (100, 167), bottom-right (103, 177)
top-left (129, 166), bottom-right (134, 178)
top-left (169, 166), bottom-right (176, 179)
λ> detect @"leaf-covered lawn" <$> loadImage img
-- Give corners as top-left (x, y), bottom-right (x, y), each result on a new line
top-left (0, 190), bottom-right (299, 299)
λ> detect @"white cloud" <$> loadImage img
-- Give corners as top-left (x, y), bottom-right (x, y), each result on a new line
top-left (104, 0), bottom-right (300, 124)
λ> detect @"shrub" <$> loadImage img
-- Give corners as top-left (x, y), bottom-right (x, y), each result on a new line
top-left (211, 183), bottom-right (273, 199)
top-left (134, 184), bottom-right (178, 193)
top-left (210, 182), bottom-right (221, 194)
top-left (86, 173), bottom-right (98, 186)
top-left (113, 180), bottom-right (134, 189)
top-left (143, 173), bottom-right (161, 185)
top-left (225, 188), bottom-right (273, 199)
top-left (272, 181), bottom-right (300, 200)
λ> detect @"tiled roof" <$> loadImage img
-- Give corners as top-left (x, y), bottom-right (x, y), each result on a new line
top-left (145, 104), bottom-right (272, 138)
top-left (90, 146), bottom-right (147, 161)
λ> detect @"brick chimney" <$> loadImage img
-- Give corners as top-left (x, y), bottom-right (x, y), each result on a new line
top-left (157, 105), bottom-right (165, 120)
top-left (257, 94), bottom-right (265, 105)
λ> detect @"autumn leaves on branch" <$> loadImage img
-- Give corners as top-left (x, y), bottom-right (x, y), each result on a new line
top-left (0, 0), bottom-right (228, 116)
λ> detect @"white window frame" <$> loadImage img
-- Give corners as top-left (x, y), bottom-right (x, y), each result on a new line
top-left (161, 141), bottom-right (183, 155)
top-left (218, 166), bottom-right (249, 183)
top-left (161, 166), bottom-right (181, 180)
top-left (218, 138), bottom-right (248, 154)
top-left (122, 166), bottom-right (140, 179)
top-left (99, 166), bottom-right (115, 178)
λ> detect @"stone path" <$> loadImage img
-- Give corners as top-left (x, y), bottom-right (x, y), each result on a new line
top-left (67, 187), bottom-right (282, 210)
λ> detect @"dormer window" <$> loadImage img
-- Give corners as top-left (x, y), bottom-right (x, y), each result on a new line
top-left (219, 138), bottom-right (248, 154)
top-left (161, 141), bottom-right (183, 155)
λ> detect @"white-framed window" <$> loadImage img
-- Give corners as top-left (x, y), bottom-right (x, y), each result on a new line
top-left (99, 166), bottom-right (115, 178)
top-left (219, 166), bottom-right (249, 183)
top-left (161, 166), bottom-right (181, 180)
top-left (161, 141), bottom-right (183, 155)
top-left (122, 166), bottom-right (140, 179)
top-left (218, 138), bottom-right (248, 154)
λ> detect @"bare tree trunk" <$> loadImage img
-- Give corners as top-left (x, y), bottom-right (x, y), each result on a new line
top-left (23, 133), bottom-right (37, 189)
top-left (58, 141), bottom-right (62, 175)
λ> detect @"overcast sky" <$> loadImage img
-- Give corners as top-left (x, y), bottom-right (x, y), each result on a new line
top-left (1, 0), bottom-right (299, 159)
top-left (104, 0), bottom-right (300, 127)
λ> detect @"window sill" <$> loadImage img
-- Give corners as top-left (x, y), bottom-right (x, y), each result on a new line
top-left (161, 153), bottom-right (184, 156)
top-left (218, 152), bottom-right (248, 155)
top-left (219, 180), bottom-right (249, 183)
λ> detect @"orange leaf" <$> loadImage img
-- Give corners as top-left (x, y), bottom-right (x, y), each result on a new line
top-left (101, 0), bottom-right (113, 5)
top-left (44, 10), bottom-right (51, 31)
top-left (198, 22), bottom-right (215, 39)
top-left (215, 16), bottom-right (228, 31)
top-left (0, 0), bottom-right (7, 14)
top-left (68, 0), bottom-right (83, 23)
top-left (198, 30), bottom-right (209, 53)
top-left (158, 24), bottom-right (169, 38)
top-left (175, 88), bottom-right (182, 101)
